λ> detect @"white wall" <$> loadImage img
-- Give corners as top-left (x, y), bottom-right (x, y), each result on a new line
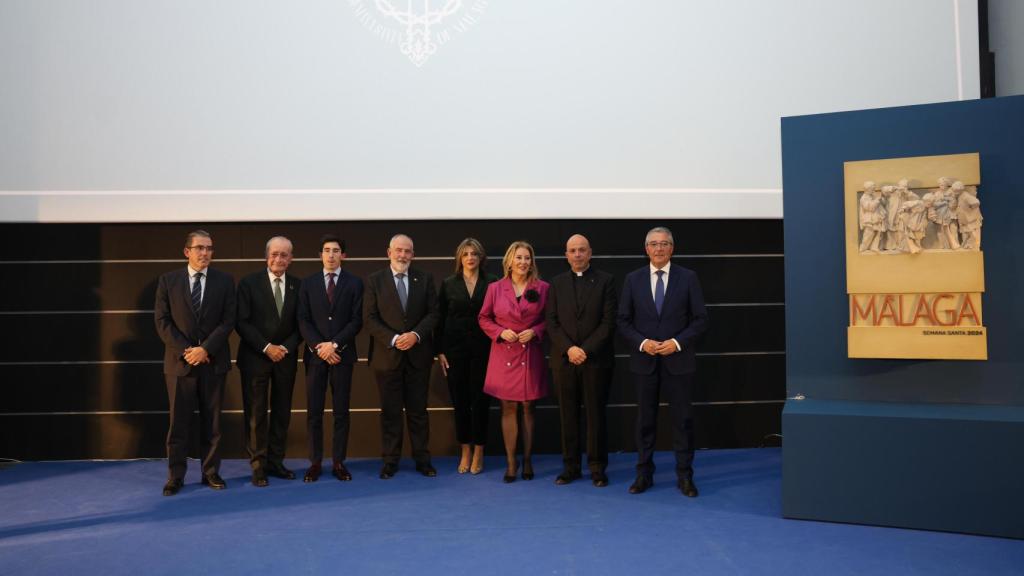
top-left (0, 0), bottom-right (978, 221)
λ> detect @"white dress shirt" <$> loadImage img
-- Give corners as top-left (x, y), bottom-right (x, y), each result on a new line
top-left (641, 261), bottom-right (681, 352)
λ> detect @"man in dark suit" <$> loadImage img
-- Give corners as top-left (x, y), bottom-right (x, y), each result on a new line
top-left (297, 234), bottom-right (363, 483)
top-left (236, 236), bottom-right (301, 487)
top-left (546, 234), bottom-right (617, 487)
top-left (154, 229), bottom-right (236, 496)
top-left (617, 226), bottom-right (709, 497)
top-left (363, 233), bottom-right (440, 479)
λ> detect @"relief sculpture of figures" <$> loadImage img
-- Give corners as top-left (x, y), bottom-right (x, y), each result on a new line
top-left (882, 183), bottom-right (906, 252)
top-left (858, 175), bottom-right (981, 255)
top-left (858, 181), bottom-right (886, 253)
top-left (923, 177), bottom-right (961, 250)
top-left (954, 180), bottom-right (983, 250)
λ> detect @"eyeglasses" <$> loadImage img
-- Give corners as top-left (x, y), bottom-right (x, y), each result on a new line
top-left (646, 241), bottom-right (672, 249)
top-left (188, 245), bottom-right (214, 253)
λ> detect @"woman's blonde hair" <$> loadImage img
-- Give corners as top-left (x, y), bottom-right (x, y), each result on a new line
top-left (501, 240), bottom-right (539, 283)
top-left (453, 237), bottom-right (487, 275)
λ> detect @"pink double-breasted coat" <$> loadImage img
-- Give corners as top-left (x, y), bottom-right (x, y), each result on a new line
top-left (478, 278), bottom-right (550, 401)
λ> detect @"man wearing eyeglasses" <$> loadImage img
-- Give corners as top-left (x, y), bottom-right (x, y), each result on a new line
top-left (154, 230), bottom-right (236, 496)
top-left (617, 226), bottom-right (708, 498)
top-left (236, 236), bottom-right (301, 487)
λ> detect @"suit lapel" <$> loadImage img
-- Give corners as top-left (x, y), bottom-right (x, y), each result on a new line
top-left (638, 270), bottom-right (659, 319)
top-left (383, 270), bottom-right (403, 313)
top-left (260, 273), bottom-right (279, 319)
top-left (504, 279), bottom-right (523, 317)
top-left (407, 269), bottom-right (424, 316)
top-left (283, 274), bottom-right (299, 316)
top-left (330, 270), bottom-right (347, 312)
top-left (662, 268), bottom-right (684, 316)
top-left (181, 269), bottom-right (201, 324)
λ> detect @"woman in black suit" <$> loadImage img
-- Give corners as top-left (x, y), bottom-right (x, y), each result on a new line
top-left (437, 238), bottom-right (497, 474)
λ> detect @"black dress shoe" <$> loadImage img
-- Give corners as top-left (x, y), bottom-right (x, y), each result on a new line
top-left (591, 471), bottom-right (609, 488)
top-left (628, 475), bottom-right (653, 494)
top-left (502, 471), bottom-right (516, 483)
top-left (332, 462), bottom-right (352, 481)
top-left (162, 478), bottom-right (183, 496)
top-left (201, 473), bottom-right (227, 490)
top-left (252, 471), bottom-right (269, 488)
top-left (304, 463), bottom-right (322, 483)
top-left (415, 463), bottom-right (437, 477)
top-left (678, 476), bottom-right (699, 498)
top-left (266, 463), bottom-right (296, 480)
top-left (379, 463), bottom-right (398, 479)
top-left (555, 470), bottom-right (582, 485)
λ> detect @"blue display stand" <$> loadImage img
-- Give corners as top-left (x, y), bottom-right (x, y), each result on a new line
top-left (780, 96), bottom-right (1024, 539)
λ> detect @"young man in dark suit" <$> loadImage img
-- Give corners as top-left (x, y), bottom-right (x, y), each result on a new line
top-left (546, 234), bottom-right (617, 487)
top-left (617, 226), bottom-right (709, 497)
top-left (297, 234), bottom-right (364, 483)
top-left (235, 236), bottom-right (301, 486)
top-left (154, 229), bottom-right (236, 496)
top-left (363, 234), bottom-right (440, 479)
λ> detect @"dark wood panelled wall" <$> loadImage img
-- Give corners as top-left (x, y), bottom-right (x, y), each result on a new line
top-left (0, 219), bottom-right (784, 460)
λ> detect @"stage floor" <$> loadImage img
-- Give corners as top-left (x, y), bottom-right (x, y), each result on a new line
top-left (1, 448), bottom-right (1021, 575)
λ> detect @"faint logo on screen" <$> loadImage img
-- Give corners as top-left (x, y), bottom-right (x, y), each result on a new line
top-left (350, 0), bottom-right (487, 67)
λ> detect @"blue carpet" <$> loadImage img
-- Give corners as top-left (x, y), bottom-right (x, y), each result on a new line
top-left (1, 449), bottom-right (1021, 575)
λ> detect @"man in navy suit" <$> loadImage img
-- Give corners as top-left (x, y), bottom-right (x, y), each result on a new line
top-left (297, 234), bottom-right (364, 483)
top-left (154, 229), bottom-right (236, 496)
top-left (617, 226), bottom-right (708, 497)
top-left (363, 234), bottom-right (440, 479)
top-left (236, 236), bottom-right (301, 486)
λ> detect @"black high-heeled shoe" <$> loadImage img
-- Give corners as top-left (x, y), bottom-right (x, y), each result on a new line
top-left (521, 459), bottom-right (534, 481)
top-left (503, 460), bottom-right (518, 483)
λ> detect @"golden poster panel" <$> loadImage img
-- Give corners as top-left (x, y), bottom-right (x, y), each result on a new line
top-left (843, 153), bottom-right (987, 360)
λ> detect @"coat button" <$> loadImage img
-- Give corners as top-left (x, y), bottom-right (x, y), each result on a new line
top-left (521, 344), bottom-right (525, 348)
top-left (328, 316), bottom-right (332, 321)
top-left (520, 362), bottom-right (525, 366)
top-left (506, 362), bottom-right (511, 367)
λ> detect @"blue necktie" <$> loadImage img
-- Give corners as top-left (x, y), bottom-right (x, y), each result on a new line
top-left (191, 272), bottom-right (203, 315)
top-left (395, 273), bottom-right (408, 311)
top-left (654, 270), bottom-right (665, 315)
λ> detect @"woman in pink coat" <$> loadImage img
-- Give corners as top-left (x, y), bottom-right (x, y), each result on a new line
top-left (478, 240), bottom-right (550, 483)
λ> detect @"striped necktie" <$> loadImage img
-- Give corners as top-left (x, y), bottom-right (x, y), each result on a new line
top-left (191, 272), bottom-right (203, 315)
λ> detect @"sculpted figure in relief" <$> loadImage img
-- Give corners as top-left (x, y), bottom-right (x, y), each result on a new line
top-left (899, 188), bottom-right (928, 254)
top-left (882, 183), bottom-right (907, 252)
top-left (858, 181), bottom-right (886, 253)
top-left (954, 181), bottom-right (983, 250)
top-left (923, 177), bottom-right (961, 250)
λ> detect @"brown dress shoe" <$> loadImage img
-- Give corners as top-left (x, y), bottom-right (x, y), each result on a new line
top-left (678, 476), bottom-right (699, 498)
top-left (628, 475), bottom-right (652, 494)
top-left (332, 462), bottom-right (352, 481)
top-left (304, 463), bottom-right (322, 483)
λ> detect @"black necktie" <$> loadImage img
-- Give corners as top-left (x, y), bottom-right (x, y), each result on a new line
top-left (191, 272), bottom-right (203, 315)
top-left (327, 273), bottom-right (336, 305)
